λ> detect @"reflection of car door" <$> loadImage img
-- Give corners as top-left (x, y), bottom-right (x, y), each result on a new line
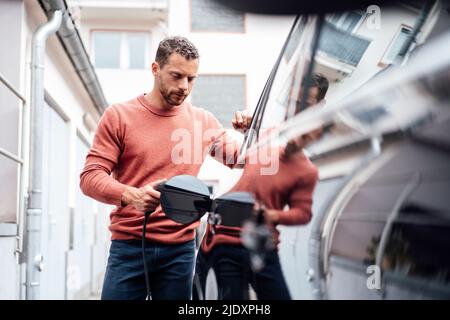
top-left (379, 132), bottom-right (450, 299)
top-left (323, 133), bottom-right (450, 299)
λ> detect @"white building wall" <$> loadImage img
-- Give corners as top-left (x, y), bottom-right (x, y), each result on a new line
top-left (78, 19), bottom-right (167, 104)
top-left (0, 236), bottom-right (18, 299)
top-left (0, 0), bottom-right (113, 299)
top-left (0, 0), bottom-right (26, 300)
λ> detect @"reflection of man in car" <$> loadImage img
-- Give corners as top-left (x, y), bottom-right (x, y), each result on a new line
top-left (294, 72), bottom-right (329, 114)
top-left (80, 36), bottom-right (245, 300)
top-left (197, 73), bottom-right (329, 300)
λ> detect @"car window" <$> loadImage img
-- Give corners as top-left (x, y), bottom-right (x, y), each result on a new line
top-left (246, 2), bottom-right (443, 158)
top-left (239, 15), bottom-right (310, 156)
top-left (258, 15), bottom-right (319, 130)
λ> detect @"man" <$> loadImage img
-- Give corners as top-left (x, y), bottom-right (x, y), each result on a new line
top-left (197, 73), bottom-right (329, 300)
top-left (80, 36), bottom-right (241, 300)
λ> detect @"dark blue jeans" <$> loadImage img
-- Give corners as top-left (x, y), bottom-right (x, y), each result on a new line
top-left (101, 239), bottom-right (195, 300)
top-left (196, 244), bottom-right (291, 300)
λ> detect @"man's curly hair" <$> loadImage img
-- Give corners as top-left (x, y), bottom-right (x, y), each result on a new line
top-left (155, 36), bottom-right (199, 67)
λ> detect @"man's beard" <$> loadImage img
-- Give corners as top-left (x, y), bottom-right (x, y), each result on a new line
top-left (159, 84), bottom-right (187, 106)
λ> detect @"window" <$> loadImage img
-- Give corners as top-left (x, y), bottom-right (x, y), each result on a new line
top-left (127, 33), bottom-right (148, 69)
top-left (326, 10), bottom-right (366, 33)
top-left (92, 31), bottom-right (150, 69)
top-left (192, 75), bottom-right (246, 127)
top-left (0, 157), bottom-right (18, 223)
top-left (191, 0), bottom-right (245, 32)
top-left (318, 22), bottom-right (371, 67)
top-left (92, 32), bottom-right (120, 68)
top-left (0, 86), bottom-right (20, 223)
top-left (0, 0), bottom-right (22, 224)
top-left (258, 16), bottom-right (336, 132)
top-left (381, 26), bottom-right (413, 65)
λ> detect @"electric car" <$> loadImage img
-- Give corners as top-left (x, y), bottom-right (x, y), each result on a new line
top-left (159, 0), bottom-right (450, 299)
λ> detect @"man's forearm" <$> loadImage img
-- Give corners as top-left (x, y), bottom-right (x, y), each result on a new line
top-left (210, 131), bottom-right (241, 169)
top-left (80, 164), bottom-right (128, 207)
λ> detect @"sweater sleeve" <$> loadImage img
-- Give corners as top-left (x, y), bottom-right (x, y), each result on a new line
top-left (205, 111), bottom-right (240, 168)
top-left (79, 106), bottom-right (128, 206)
top-left (276, 169), bottom-right (319, 226)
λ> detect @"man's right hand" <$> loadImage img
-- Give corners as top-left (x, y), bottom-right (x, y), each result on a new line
top-left (121, 178), bottom-right (167, 212)
top-left (232, 109), bottom-right (252, 133)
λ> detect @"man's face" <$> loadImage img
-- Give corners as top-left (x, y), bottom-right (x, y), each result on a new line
top-left (153, 53), bottom-right (199, 106)
top-left (305, 86), bottom-right (319, 107)
top-left (295, 85), bottom-right (320, 110)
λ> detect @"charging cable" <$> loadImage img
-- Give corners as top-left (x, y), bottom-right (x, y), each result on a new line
top-left (142, 210), bottom-right (152, 300)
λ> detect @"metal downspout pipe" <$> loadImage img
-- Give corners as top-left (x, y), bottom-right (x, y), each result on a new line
top-left (38, 0), bottom-right (108, 115)
top-left (25, 4), bottom-right (63, 300)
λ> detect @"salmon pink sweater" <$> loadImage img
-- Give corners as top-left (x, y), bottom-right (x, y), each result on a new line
top-left (80, 94), bottom-right (238, 244)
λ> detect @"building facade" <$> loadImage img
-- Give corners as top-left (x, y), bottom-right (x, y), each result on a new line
top-left (0, 0), bottom-right (111, 299)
